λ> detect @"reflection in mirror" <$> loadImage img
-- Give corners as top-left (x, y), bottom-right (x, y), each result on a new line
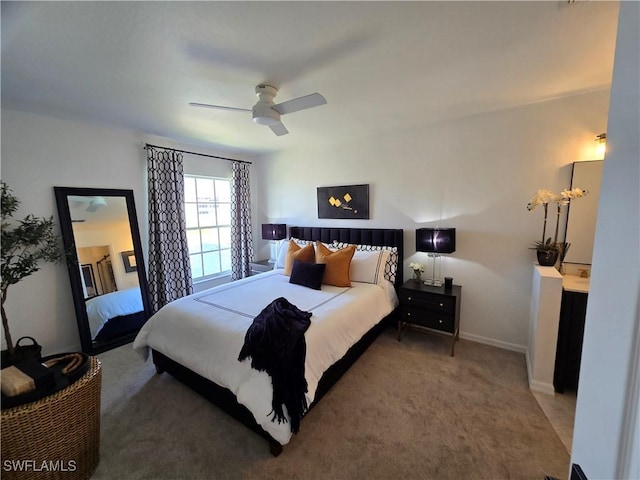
top-left (54, 187), bottom-right (151, 355)
top-left (563, 160), bottom-right (604, 265)
top-left (78, 246), bottom-right (116, 296)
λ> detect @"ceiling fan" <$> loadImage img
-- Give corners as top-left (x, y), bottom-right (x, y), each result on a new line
top-left (189, 84), bottom-right (327, 136)
top-left (68, 195), bottom-right (107, 212)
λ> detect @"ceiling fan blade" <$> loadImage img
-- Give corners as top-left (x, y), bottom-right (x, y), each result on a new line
top-left (189, 102), bottom-right (251, 113)
top-left (272, 93), bottom-right (326, 115)
top-left (269, 122), bottom-right (289, 136)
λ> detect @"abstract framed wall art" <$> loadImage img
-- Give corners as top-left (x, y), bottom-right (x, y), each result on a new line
top-left (317, 184), bottom-right (370, 219)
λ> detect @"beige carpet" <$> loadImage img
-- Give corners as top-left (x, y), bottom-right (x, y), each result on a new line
top-left (92, 327), bottom-right (569, 479)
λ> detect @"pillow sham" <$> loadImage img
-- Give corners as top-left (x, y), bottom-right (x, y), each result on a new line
top-left (289, 260), bottom-right (326, 290)
top-left (284, 240), bottom-right (315, 275)
top-left (334, 241), bottom-right (399, 284)
top-left (350, 249), bottom-right (390, 285)
top-left (315, 242), bottom-right (356, 287)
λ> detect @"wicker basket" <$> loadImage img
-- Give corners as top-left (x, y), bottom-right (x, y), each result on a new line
top-left (1, 357), bottom-right (102, 480)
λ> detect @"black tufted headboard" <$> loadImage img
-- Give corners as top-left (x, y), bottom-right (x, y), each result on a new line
top-left (289, 226), bottom-right (404, 288)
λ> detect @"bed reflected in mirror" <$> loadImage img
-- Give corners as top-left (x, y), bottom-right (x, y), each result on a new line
top-left (54, 187), bottom-right (152, 354)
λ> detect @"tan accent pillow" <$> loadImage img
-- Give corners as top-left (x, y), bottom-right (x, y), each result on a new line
top-left (284, 240), bottom-right (315, 275)
top-left (315, 242), bottom-right (356, 287)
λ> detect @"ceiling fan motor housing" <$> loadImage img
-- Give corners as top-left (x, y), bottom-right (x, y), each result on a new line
top-left (252, 85), bottom-right (281, 126)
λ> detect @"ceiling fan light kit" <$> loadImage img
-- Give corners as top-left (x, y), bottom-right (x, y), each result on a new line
top-left (252, 107), bottom-right (280, 126)
top-left (190, 84), bottom-right (326, 136)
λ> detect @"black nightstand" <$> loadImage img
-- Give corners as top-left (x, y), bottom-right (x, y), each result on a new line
top-left (398, 280), bottom-right (462, 356)
top-left (249, 259), bottom-right (274, 276)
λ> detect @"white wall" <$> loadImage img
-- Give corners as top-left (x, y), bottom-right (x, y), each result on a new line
top-left (1, 90), bottom-right (612, 356)
top-left (0, 109), bottom-right (259, 354)
top-left (571, 2), bottom-right (640, 478)
top-left (260, 89), bottom-right (610, 349)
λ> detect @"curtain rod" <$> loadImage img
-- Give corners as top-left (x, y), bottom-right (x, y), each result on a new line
top-left (143, 143), bottom-right (252, 165)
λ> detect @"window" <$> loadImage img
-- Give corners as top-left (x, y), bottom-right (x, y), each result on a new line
top-left (184, 175), bottom-right (232, 280)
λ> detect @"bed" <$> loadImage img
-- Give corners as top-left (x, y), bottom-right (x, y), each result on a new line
top-left (85, 287), bottom-right (146, 343)
top-left (133, 226), bottom-right (403, 455)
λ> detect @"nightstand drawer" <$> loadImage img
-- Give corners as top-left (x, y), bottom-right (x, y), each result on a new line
top-left (399, 290), bottom-right (454, 314)
top-left (400, 307), bottom-right (454, 333)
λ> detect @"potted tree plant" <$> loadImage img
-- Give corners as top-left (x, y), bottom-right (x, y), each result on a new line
top-left (1, 181), bottom-right (62, 366)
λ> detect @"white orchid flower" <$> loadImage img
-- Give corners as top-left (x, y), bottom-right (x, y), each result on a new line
top-left (528, 186), bottom-right (589, 251)
top-left (527, 189), bottom-right (558, 211)
top-left (561, 187), bottom-right (589, 199)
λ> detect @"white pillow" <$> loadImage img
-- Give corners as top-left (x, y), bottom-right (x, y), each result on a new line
top-left (350, 249), bottom-right (390, 285)
top-left (274, 239), bottom-right (289, 269)
top-left (334, 242), bottom-right (399, 284)
top-left (275, 237), bottom-right (311, 269)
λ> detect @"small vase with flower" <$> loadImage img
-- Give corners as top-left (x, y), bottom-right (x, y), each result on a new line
top-left (409, 262), bottom-right (425, 283)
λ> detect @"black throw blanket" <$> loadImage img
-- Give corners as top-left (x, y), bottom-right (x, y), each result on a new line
top-left (238, 297), bottom-right (312, 433)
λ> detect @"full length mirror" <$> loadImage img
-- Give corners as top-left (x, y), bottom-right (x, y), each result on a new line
top-left (563, 160), bottom-right (604, 265)
top-left (54, 187), bottom-right (152, 354)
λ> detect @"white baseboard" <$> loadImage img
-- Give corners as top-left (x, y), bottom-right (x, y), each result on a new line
top-left (460, 333), bottom-right (557, 395)
top-left (525, 348), bottom-right (556, 395)
top-left (528, 379), bottom-right (556, 395)
top-left (459, 331), bottom-right (527, 354)
top-left (458, 332), bottom-right (556, 394)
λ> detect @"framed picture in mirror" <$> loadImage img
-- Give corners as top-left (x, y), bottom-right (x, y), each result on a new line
top-left (121, 250), bottom-right (137, 273)
top-left (81, 264), bottom-right (97, 298)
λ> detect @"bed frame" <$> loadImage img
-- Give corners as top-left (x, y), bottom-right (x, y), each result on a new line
top-left (152, 226), bottom-right (404, 456)
top-left (93, 311), bottom-right (147, 343)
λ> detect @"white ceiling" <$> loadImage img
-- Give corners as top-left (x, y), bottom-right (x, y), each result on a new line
top-left (1, 1), bottom-right (619, 156)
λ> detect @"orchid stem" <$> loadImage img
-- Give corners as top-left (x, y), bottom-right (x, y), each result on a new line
top-left (542, 203), bottom-right (548, 244)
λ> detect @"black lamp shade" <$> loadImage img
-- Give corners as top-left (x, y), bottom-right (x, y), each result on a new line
top-left (416, 228), bottom-right (456, 254)
top-left (261, 223), bottom-right (287, 240)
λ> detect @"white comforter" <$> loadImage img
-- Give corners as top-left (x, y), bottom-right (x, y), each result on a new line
top-left (86, 287), bottom-right (143, 338)
top-left (133, 270), bottom-right (398, 445)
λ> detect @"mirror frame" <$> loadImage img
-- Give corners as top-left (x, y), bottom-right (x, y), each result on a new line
top-left (54, 187), bottom-right (152, 354)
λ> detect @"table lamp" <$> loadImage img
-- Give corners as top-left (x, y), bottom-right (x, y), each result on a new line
top-left (261, 223), bottom-right (287, 263)
top-left (415, 228), bottom-right (456, 286)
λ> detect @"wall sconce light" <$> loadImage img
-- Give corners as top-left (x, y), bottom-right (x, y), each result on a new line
top-left (261, 223), bottom-right (287, 263)
top-left (595, 132), bottom-right (607, 158)
top-left (415, 228), bottom-right (456, 286)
